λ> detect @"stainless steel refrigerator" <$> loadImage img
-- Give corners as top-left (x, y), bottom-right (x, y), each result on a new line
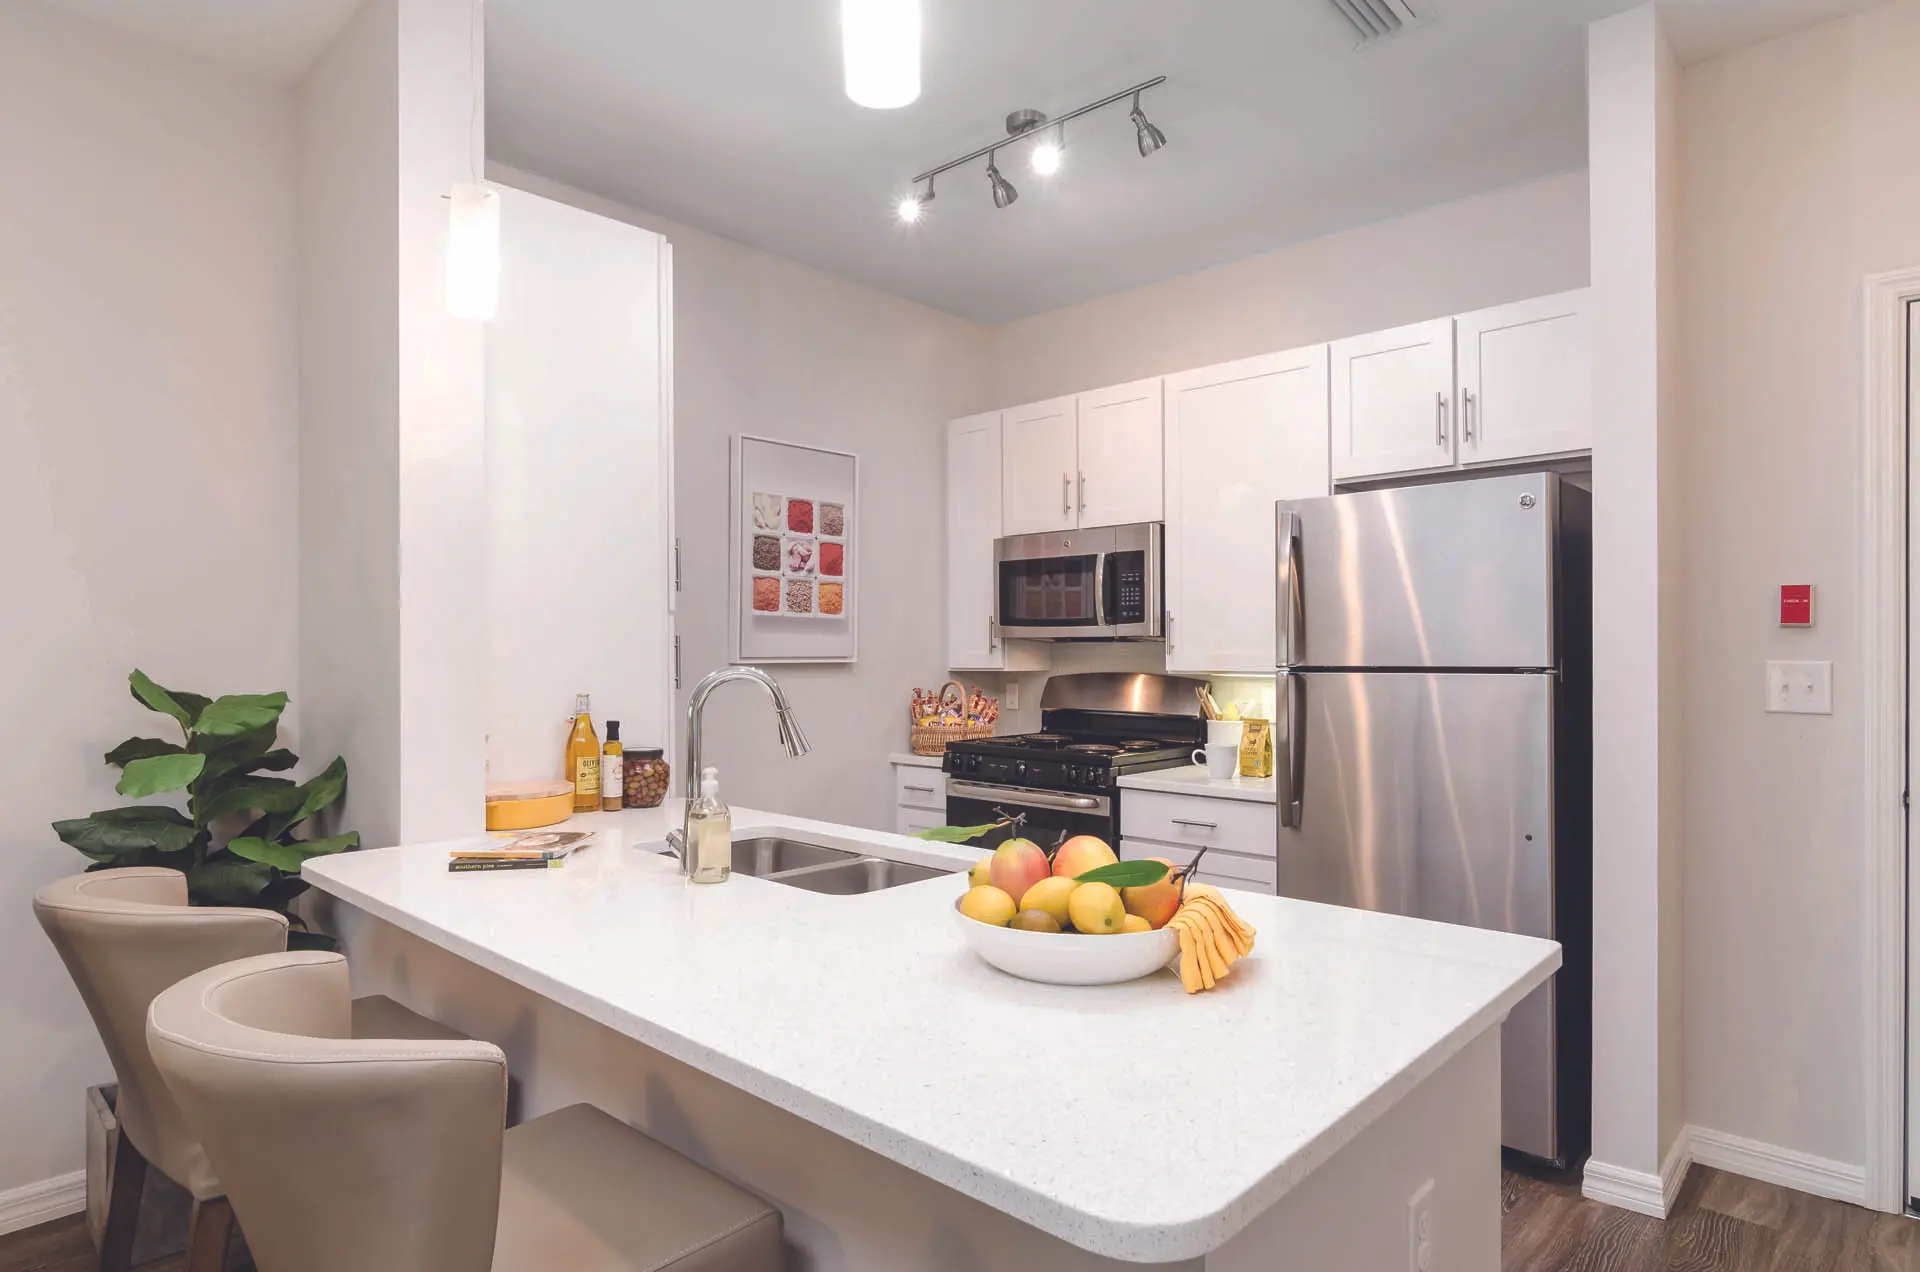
top-left (1274, 471), bottom-right (1590, 1169)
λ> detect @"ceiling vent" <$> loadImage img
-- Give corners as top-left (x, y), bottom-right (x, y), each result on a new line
top-left (1329, 0), bottom-right (1423, 44)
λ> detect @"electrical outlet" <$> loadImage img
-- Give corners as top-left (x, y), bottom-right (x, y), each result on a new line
top-left (1765, 661), bottom-right (1833, 715)
top-left (1006, 682), bottom-right (1020, 711)
top-left (1407, 1179), bottom-right (1435, 1272)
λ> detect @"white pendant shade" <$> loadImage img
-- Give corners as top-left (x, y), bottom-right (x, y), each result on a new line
top-left (446, 183), bottom-right (500, 322)
top-left (841, 0), bottom-right (920, 109)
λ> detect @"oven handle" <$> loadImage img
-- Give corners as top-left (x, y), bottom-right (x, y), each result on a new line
top-left (948, 781), bottom-right (1109, 814)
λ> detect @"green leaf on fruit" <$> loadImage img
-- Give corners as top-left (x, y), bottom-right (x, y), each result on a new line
top-left (913, 823), bottom-right (1004, 844)
top-left (115, 752), bottom-right (207, 798)
top-left (1073, 860), bottom-right (1171, 888)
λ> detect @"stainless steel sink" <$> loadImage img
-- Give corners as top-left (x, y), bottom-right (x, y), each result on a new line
top-left (729, 837), bottom-right (858, 877)
top-left (769, 858), bottom-right (949, 895)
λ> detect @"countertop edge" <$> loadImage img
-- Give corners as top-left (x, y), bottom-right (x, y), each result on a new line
top-left (1116, 771), bottom-right (1278, 805)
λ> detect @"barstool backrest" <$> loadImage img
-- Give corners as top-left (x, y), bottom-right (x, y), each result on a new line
top-left (147, 950), bottom-right (510, 1272)
top-left (34, 867), bottom-right (287, 1197)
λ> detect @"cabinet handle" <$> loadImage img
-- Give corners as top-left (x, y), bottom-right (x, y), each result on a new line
top-left (1172, 818), bottom-right (1219, 832)
top-left (1436, 392), bottom-right (1449, 445)
top-left (1462, 389), bottom-right (1476, 444)
top-left (904, 785), bottom-right (935, 795)
top-left (1165, 611), bottom-right (1174, 653)
top-left (1062, 473), bottom-right (1071, 516)
top-left (1078, 472), bottom-right (1087, 514)
top-left (988, 616), bottom-right (998, 652)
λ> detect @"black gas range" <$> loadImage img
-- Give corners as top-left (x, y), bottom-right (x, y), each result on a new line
top-left (941, 674), bottom-right (1206, 851)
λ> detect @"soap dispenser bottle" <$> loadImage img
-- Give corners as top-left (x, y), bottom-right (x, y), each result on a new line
top-left (685, 767), bottom-right (732, 884)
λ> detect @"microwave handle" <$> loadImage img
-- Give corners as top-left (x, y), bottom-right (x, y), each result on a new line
top-left (1094, 551), bottom-right (1110, 628)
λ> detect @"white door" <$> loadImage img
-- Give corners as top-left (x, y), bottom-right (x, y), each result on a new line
top-left (1330, 318), bottom-right (1456, 481)
top-left (1457, 289), bottom-right (1593, 466)
top-left (1164, 347), bottom-right (1330, 674)
top-left (1076, 378), bottom-right (1165, 528)
top-left (946, 413), bottom-right (1005, 670)
top-left (1001, 395), bottom-right (1079, 536)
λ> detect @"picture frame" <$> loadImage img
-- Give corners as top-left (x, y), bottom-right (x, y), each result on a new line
top-left (729, 434), bottom-right (858, 664)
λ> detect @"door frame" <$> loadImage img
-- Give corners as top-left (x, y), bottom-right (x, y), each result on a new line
top-left (1864, 266), bottom-right (1920, 1213)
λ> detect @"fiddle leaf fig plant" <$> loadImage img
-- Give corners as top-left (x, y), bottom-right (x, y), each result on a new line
top-left (53, 670), bottom-right (358, 945)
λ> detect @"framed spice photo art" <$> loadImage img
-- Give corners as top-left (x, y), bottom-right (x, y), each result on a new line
top-left (730, 435), bottom-right (857, 663)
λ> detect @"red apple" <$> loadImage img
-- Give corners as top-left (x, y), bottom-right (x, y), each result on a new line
top-left (989, 838), bottom-right (1051, 904)
top-left (1052, 834), bottom-right (1118, 880)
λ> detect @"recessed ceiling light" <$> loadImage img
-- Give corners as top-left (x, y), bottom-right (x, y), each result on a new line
top-left (841, 0), bottom-right (920, 109)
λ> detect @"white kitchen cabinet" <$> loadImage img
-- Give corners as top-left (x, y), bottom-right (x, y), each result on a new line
top-left (1164, 347), bottom-right (1330, 674)
top-left (1000, 396), bottom-right (1079, 536)
top-left (1076, 379), bottom-right (1164, 528)
top-left (946, 413), bottom-right (1049, 673)
top-left (1456, 289), bottom-right (1592, 466)
top-left (1330, 317), bottom-right (1457, 481)
top-left (891, 759), bottom-right (948, 836)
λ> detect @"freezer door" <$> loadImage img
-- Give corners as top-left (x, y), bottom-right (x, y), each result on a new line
top-left (1277, 472), bottom-right (1558, 670)
top-left (1276, 669), bottom-right (1559, 1158)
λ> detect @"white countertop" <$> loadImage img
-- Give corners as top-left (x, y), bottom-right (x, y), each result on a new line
top-left (1117, 766), bottom-right (1278, 804)
top-left (888, 751), bottom-right (945, 769)
top-left (305, 803), bottom-right (1558, 1262)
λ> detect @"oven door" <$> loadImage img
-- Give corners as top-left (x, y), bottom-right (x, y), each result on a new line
top-left (946, 781), bottom-right (1115, 853)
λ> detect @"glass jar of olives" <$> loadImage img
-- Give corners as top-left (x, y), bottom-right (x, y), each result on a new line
top-left (622, 748), bottom-right (670, 809)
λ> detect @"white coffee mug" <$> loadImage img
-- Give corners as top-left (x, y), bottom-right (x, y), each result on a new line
top-left (1191, 742), bottom-right (1239, 780)
top-left (1206, 719), bottom-right (1245, 749)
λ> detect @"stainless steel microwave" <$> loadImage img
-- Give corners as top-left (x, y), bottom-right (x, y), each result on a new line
top-left (993, 522), bottom-right (1164, 641)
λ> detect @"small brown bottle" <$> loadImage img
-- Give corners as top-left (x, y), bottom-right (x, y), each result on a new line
top-left (601, 721), bottom-right (624, 813)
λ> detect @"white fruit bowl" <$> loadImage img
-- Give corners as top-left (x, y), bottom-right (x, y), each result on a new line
top-left (952, 899), bottom-right (1179, 986)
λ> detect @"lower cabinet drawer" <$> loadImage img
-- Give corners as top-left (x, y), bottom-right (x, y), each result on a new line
top-left (1120, 838), bottom-right (1276, 894)
top-left (892, 767), bottom-right (947, 812)
top-left (896, 807), bottom-right (943, 836)
top-left (1121, 790), bottom-right (1276, 859)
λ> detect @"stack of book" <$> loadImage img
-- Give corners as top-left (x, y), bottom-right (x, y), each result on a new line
top-left (448, 830), bottom-right (593, 873)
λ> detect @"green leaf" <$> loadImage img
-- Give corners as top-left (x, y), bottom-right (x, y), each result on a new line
top-left (194, 693), bottom-right (288, 738)
top-left (115, 752), bottom-right (206, 798)
top-left (276, 756), bottom-right (347, 830)
top-left (104, 737), bottom-right (187, 768)
top-left (194, 723), bottom-right (280, 782)
top-left (185, 858), bottom-right (273, 905)
top-left (292, 831), bottom-right (358, 857)
top-left (54, 808), bottom-right (200, 860)
top-left (128, 670), bottom-right (201, 729)
top-left (226, 832), bottom-right (358, 874)
top-left (1072, 860), bottom-right (1171, 889)
top-left (245, 749), bottom-right (299, 774)
top-left (196, 777), bottom-right (302, 821)
top-left (912, 823), bottom-right (1006, 844)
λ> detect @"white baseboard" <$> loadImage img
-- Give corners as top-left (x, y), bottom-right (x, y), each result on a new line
top-left (0, 1169), bottom-right (85, 1237)
top-left (1582, 1126), bottom-right (1693, 1219)
top-left (1688, 1126), bottom-right (1867, 1207)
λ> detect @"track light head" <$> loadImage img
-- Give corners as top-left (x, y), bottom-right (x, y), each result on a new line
top-left (896, 178), bottom-right (934, 223)
top-left (1131, 92), bottom-right (1168, 157)
top-left (1030, 128), bottom-right (1063, 176)
top-left (986, 153), bottom-right (1019, 209)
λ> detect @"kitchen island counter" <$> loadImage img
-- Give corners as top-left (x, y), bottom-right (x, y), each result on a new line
top-left (306, 804), bottom-right (1557, 1268)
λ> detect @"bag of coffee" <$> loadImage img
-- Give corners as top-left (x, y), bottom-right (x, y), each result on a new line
top-left (1239, 718), bottom-right (1273, 778)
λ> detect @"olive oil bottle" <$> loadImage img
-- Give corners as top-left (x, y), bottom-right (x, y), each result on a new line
top-left (601, 720), bottom-right (624, 813)
top-left (566, 693), bottom-right (600, 812)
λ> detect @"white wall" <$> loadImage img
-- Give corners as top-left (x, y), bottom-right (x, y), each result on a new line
top-left (1584, 3), bottom-right (1687, 1194)
top-left (489, 165), bottom-right (993, 831)
top-left (1678, 0), bottom-right (1920, 1173)
top-left (0, 1), bottom-right (298, 1200)
top-left (987, 171), bottom-right (1591, 407)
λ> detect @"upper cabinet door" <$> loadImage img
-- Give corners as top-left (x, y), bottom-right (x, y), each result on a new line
top-left (1001, 396), bottom-right (1079, 537)
top-left (1330, 318), bottom-right (1456, 481)
top-left (946, 412), bottom-right (1004, 671)
top-left (1456, 289), bottom-right (1592, 466)
top-left (1164, 347), bottom-right (1330, 675)
top-left (1076, 378), bottom-right (1165, 528)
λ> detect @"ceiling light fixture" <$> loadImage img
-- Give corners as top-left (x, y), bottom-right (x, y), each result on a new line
top-left (841, 0), bottom-right (921, 109)
top-left (986, 153), bottom-right (1019, 209)
top-left (899, 76), bottom-right (1166, 219)
top-left (1131, 92), bottom-right (1168, 157)
top-left (896, 177), bottom-right (935, 223)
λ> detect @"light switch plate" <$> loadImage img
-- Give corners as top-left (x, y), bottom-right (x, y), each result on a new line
top-left (1766, 661), bottom-right (1832, 715)
top-left (1006, 682), bottom-right (1020, 711)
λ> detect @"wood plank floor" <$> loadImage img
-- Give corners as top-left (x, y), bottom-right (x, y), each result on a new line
top-left (3, 1168), bottom-right (1917, 1270)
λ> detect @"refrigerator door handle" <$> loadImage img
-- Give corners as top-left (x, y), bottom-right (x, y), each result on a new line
top-left (1278, 671), bottom-right (1305, 828)
top-left (1276, 508), bottom-right (1303, 668)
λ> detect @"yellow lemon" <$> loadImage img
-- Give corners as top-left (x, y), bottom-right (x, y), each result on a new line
top-left (1020, 876), bottom-right (1078, 929)
top-left (967, 857), bottom-right (993, 889)
top-left (959, 885), bottom-right (1016, 927)
top-left (1067, 882), bottom-right (1126, 935)
top-left (1121, 914), bottom-right (1152, 934)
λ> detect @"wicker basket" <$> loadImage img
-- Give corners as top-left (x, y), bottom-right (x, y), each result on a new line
top-left (909, 680), bottom-right (993, 756)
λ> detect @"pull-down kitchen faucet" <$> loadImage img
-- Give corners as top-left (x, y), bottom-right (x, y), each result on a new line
top-left (664, 666), bottom-right (809, 872)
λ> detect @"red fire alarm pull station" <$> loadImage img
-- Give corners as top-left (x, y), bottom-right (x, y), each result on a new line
top-left (1780, 585), bottom-right (1814, 627)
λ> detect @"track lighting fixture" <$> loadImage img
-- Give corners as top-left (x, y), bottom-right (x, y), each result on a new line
top-left (897, 76), bottom-right (1166, 220)
top-left (986, 153), bottom-right (1019, 209)
top-left (1131, 92), bottom-right (1168, 157)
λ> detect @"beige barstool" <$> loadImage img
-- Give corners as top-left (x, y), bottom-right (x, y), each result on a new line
top-left (34, 867), bottom-right (471, 1272)
top-left (148, 950), bottom-right (785, 1272)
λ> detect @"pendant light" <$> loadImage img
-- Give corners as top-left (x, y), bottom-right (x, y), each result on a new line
top-left (842, 0), bottom-right (920, 109)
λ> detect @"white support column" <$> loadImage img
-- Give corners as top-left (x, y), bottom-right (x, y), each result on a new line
top-left (1583, 3), bottom-right (1688, 1216)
